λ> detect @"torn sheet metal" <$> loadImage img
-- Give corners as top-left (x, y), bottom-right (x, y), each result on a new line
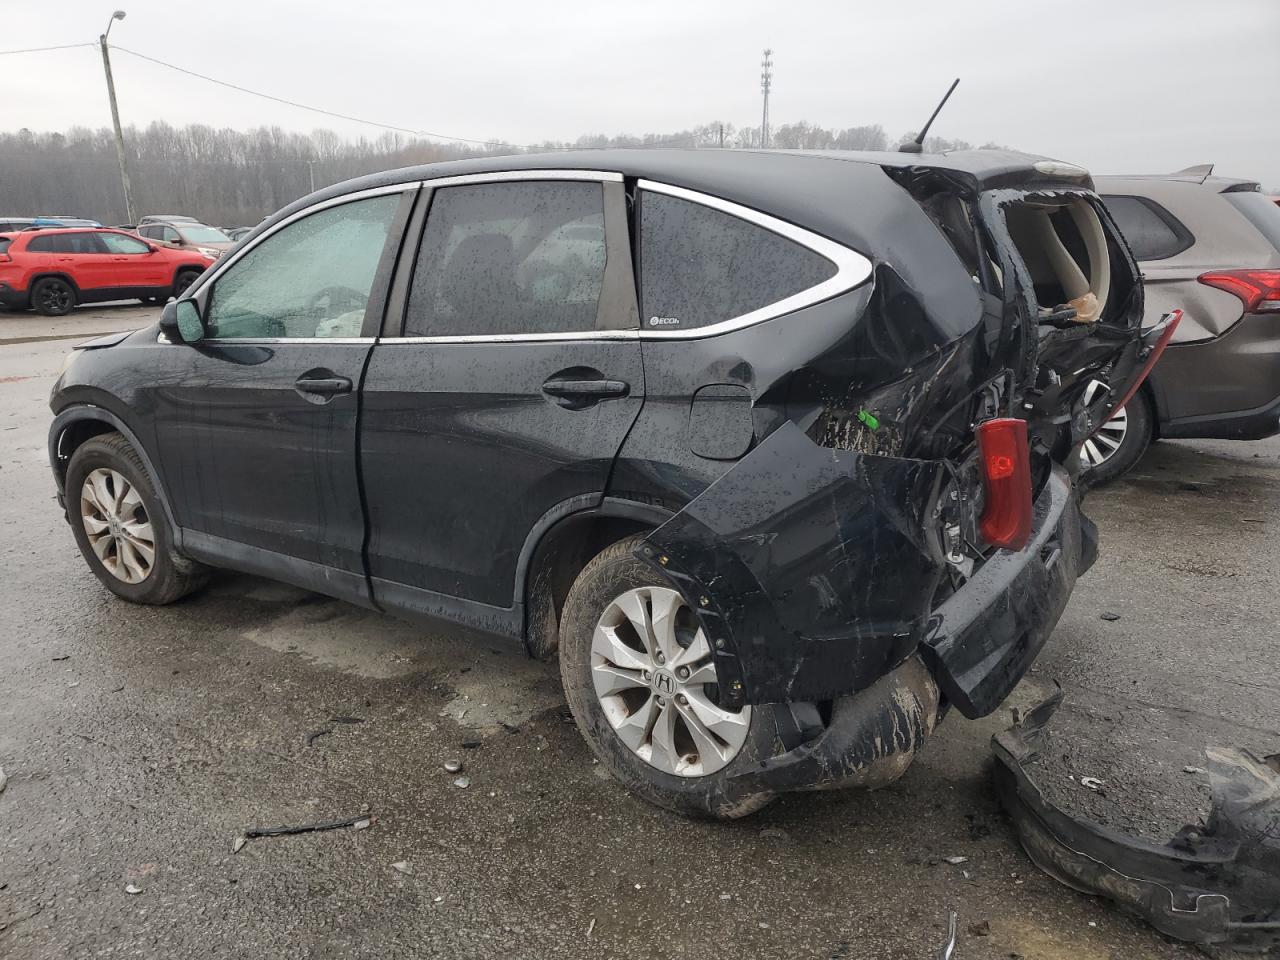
top-left (640, 421), bottom-right (946, 707)
top-left (993, 692), bottom-right (1280, 951)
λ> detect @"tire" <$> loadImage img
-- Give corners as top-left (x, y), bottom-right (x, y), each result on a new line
top-left (31, 277), bottom-right (76, 316)
top-left (559, 534), bottom-right (779, 819)
top-left (172, 269), bottom-right (201, 299)
top-left (1080, 387), bottom-right (1154, 487)
top-left (65, 433), bottom-right (209, 604)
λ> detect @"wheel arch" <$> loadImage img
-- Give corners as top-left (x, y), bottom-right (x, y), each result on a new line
top-left (30, 271), bottom-right (82, 295)
top-left (520, 497), bottom-right (673, 660)
top-left (49, 406), bottom-right (179, 535)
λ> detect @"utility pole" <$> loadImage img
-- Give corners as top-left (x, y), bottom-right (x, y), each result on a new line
top-left (306, 159), bottom-right (317, 193)
top-left (718, 123), bottom-right (725, 149)
top-left (99, 11), bottom-right (135, 225)
top-left (760, 49), bottom-right (773, 149)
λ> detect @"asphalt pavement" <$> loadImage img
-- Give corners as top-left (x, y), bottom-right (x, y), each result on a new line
top-left (1, 303), bottom-right (1276, 959)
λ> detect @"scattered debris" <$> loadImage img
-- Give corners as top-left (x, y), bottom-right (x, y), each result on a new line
top-left (1184, 765), bottom-right (1208, 775)
top-left (1079, 776), bottom-right (1104, 790)
top-left (994, 690), bottom-right (1280, 952)
top-left (719, 893), bottom-right (732, 901)
top-left (305, 729), bottom-right (332, 747)
top-left (391, 861), bottom-right (413, 876)
top-left (329, 716), bottom-right (365, 724)
top-left (586, 918), bottom-right (596, 937)
top-left (1099, 612), bottom-right (1121, 622)
top-left (461, 740), bottom-right (482, 750)
top-left (936, 911), bottom-right (957, 960)
top-left (968, 919), bottom-right (991, 937)
top-left (352, 817), bottom-right (372, 831)
top-left (242, 814), bottom-right (370, 841)
top-left (443, 759), bottom-right (463, 774)
top-left (0, 765), bottom-right (6, 795)
top-left (943, 856), bottom-right (968, 865)
top-left (433, 896), bottom-right (444, 904)
top-left (67, 681), bottom-right (79, 688)
top-left (51, 655), bottom-right (70, 662)
top-left (453, 776), bottom-right (470, 789)
top-left (759, 827), bottom-right (791, 841)
top-left (500, 722), bottom-right (521, 734)
top-left (124, 883), bottom-right (142, 895)
top-left (232, 837), bottom-right (246, 854)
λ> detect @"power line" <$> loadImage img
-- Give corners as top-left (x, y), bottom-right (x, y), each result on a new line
top-left (0, 41), bottom-right (95, 56)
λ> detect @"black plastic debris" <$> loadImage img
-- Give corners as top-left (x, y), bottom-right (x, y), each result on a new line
top-left (993, 691), bottom-right (1280, 952)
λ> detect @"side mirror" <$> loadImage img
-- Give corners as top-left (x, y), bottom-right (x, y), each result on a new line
top-left (160, 299), bottom-right (205, 344)
top-left (145, 243), bottom-right (158, 254)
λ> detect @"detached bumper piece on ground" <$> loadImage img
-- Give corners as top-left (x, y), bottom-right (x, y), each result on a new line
top-left (993, 691), bottom-right (1280, 952)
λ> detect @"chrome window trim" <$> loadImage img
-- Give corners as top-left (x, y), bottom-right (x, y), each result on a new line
top-left (186, 169), bottom-right (625, 346)
top-left (633, 179), bottom-right (874, 340)
top-left (382, 330), bottom-right (639, 345)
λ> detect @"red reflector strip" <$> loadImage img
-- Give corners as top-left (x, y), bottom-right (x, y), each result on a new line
top-left (976, 417), bottom-right (1033, 551)
top-left (1088, 309), bottom-right (1182, 440)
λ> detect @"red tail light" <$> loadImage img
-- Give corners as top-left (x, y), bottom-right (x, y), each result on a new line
top-left (977, 417), bottom-right (1033, 551)
top-left (1198, 269), bottom-right (1280, 313)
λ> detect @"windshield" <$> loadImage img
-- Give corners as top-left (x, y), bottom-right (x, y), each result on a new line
top-left (180, 225), bottom-right (231, 243)
top-left (1224, 191), bottom-right (1280, 252)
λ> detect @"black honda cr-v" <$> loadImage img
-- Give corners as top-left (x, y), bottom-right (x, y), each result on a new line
top-left (49, 149), bottom-right (1176, 817)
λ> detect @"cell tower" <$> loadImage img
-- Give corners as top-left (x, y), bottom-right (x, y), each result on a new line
top-left (760, 49), bottom-right (773, 149)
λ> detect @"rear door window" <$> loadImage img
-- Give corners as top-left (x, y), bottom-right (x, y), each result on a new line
top-left (1099, 195), bottom-right (1193, 261)
top-left (638, 189), bottom-right (837, 331)
top-left (406, 181), bottom-right (607, 337)
top-left (0, 238), bottom-right (9, 255)
top-left (1223, 191), bottom-right (1280, 252)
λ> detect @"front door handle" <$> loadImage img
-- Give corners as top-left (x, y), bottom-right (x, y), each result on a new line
top-left (294, 374), bottom-right (352, 403)
top-left (541, 378), bottom-right (629, 401)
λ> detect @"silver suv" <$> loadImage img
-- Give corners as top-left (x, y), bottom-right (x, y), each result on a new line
top-left (1082, 165), bottom-right (1280, 482)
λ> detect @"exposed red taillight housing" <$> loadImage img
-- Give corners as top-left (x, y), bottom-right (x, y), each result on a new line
top-left (1198, 269), bottom-right (1280, 313)
top-left (976, 417), bottom-right (1033, 551)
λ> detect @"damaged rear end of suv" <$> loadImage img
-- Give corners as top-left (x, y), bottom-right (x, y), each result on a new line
top-left (558, 149), bottom-right (1178, 817)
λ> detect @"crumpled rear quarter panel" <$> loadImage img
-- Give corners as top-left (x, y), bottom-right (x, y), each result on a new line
top-left (641, 422), bottom-right (946, 707)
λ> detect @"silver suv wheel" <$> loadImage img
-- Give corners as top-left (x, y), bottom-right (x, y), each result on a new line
top-left (80, 467), bottom-right (155, 584)
top-left (1079, 380), bottom-right (1129, 469)
top-left (590, 586), bottom-right (751, 777)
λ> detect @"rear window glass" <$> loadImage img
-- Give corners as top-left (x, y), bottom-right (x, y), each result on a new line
top-left (639, 191), bottom-right (836, 331)
top-left (0, 238), bottom-right (9, 255)
top-left (1224, 192), bottom-right (1280, 252)
top-left (1100, 195), bottom-right (1192, 261)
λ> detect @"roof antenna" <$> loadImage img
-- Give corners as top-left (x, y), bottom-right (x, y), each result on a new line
top-left (898, 78), bottom-right (960, 154)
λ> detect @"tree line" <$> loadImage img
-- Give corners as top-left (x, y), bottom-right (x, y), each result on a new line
top-left (0, 120), bottom-right (1002, 227)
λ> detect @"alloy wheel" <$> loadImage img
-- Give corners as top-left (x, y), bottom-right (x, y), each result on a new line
top-left (1079, 380), bottom-right (1129, 469)
top-left (79, 467), bottom-right (155, 584)
top-left (39, 282), bottom-right (72, 313)
top-left (590, 586), bottom-right (751, 777)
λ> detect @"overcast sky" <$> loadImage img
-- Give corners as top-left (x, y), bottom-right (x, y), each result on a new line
top-left (4, 0), bottom-right (1278, 186)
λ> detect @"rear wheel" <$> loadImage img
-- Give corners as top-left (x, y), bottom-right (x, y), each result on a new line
top-left (31, 277), bottom-right (76, 316)
top-left (1080, 383), bottom-right (1154, 486)
top-left (65, 433), bottom-right (209, 604)
top-left (559, 535), bottom-right (779, 819)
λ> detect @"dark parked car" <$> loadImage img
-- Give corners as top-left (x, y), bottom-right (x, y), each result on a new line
top-left (1079, 167), bottom-right (1280, 481)
top-left (0, 227), bottom-right (214, 315)
top-left (49, 150), bottom-right (1170, 817)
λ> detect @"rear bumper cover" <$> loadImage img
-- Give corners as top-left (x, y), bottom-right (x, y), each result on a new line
top-left (640, 426), bottom-right (1090, 791)
top-left (0, 283), bottom-right (28, 309)
top-left (994, 692), bottom-right (1280, 951)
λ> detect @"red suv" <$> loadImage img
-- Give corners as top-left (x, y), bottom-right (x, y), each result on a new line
top-left (0, 228), bottom-right (214, 316)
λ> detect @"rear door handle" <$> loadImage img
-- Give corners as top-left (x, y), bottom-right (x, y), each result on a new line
top-left (541, 379), bottom-right (629, 400)
top-left (294, 375), bottom-right (352, 402)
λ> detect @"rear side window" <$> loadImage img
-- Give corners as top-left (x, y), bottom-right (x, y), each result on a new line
top-left (1223, 191), bottom-right (1280, 252)
top-left (1099, 195), bottom-right (1193, 261)
top-left (638, 190), bottom-right (836, 331)
top-left (27, 235), bottom-right (56, 253)
top-left (407, 181), bottom-right (607, 338)
top-left (27, 232), bottom-right (104, 254)
top-left (0, 238), bottom-right (9, 255)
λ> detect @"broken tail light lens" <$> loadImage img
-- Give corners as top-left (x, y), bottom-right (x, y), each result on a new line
top-left (977, 417), bottom-right (1033, 551)
top-left (1198, 269), bottom-right (1280, 313)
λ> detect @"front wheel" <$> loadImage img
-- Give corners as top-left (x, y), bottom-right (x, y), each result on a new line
top-left (559, 535), bottom-right (779, 819)
top-left (31, 277), bottom-right (76, 316)
top-left (1080, 384), bottom-right (1154, 486)
top-left (65, 433), bottom-right (209, 604)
